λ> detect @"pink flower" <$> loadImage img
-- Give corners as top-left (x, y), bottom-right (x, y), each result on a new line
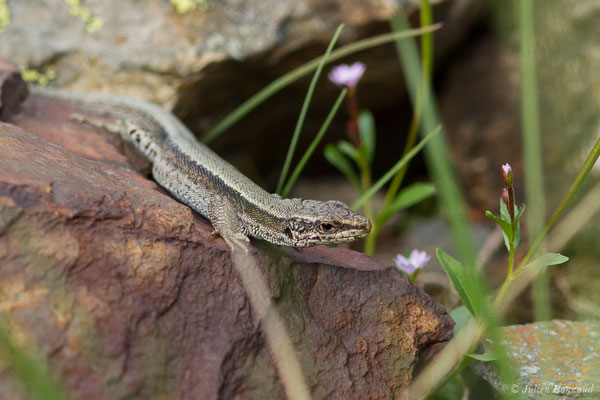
top-left (328, 62), bottom-right (366, 88)
top-left (394, 249), bottom-right (430, 276)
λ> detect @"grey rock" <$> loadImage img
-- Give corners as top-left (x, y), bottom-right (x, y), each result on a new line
top-left (473, 320), bottom-right (600, 399)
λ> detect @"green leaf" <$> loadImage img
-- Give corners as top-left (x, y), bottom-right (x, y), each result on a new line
top-left (324, 144), bottom-right (360, 189)
top-left (436, 248), bottom-right (483, 317)
top-left (500, 197), bottom-right (511, 224)
top-left (337, 140), bottom-right (359, 162)
top-left (525, 253), bottom-right (569, 269)
top-left (516, 203), bottom-right (526, 221)
top-left (497, 198), bottom-right (522, 251)
top-left (514, 216), bottom-right (521, 250)
top-left (485, 211), bottom-right (513, 243)
top-left (356, 143), bottom-right (369, 166)
top-left (383, 182), bottom-right (436, 219)
top-left (357, 110), bottom-right (376, 165)
top-left (449, 305), bottom-right (471, 336)
top-left (466, 352), bottom-right (498, 362)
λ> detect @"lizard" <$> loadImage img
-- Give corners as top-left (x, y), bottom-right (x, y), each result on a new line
top-left (30, 87), bottom-right (372, 251)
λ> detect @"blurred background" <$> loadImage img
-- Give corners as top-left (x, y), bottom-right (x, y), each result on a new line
top-left (2, 0), bottom-right (600, 392)
top-left (2, 0), bottom-right (600, 322)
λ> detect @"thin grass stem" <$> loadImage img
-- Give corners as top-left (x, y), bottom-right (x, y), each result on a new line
top-left (276, 24), bottom-right (344, 195)
top-left (281, 89), bottom-right (347, 197)
top-left (365, 0), bottom-right (434, 253)
top-left (519, 0), bottom-right (549, 321)
top-left (391, 13), bottom-right (477, 268)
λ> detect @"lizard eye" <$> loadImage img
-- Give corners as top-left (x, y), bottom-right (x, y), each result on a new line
top-left (320, 223), bottom-right (334, 231)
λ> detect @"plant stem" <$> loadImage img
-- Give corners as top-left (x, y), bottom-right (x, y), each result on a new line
top-left (493, 274), bottom-right (514, 312)
top-left (507, 239), bottom-right (515, 277)
top-left (392, 13), bottom-right (477, 268)
top-left (507, 186), bottom-right (516, 227)
top-left (495, 134), bottom-right (600, 309)
top-left (345, 87), bottom-right (360, 148)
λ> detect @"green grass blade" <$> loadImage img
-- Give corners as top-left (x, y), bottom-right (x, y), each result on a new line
top-left (379, 0), bottom-right (434, 213)
top-left (519, 0), bottom-right (550, 321)
top-left (276, 24), bottom-right (344, 195)
top-left (203, 23), bottom-right (442, 144)
top-left (391, 13), bottom-right (477, 268)
top-left (281, 89), bottom-right (347, 197)
top-left (351, 126), bottom-right (440, 210)
top-left (0, 325), bottom-right (68, 400)
top-left (420, 0), bottom-right (434, 78)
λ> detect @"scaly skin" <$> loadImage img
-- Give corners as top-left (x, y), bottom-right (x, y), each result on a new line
top-left (31, 87), bottom-right (372, 250)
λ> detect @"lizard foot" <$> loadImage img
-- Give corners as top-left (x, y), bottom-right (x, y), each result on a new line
top-left (209, 229), bottom-right (250, 253)
top-left (224, 233), bottom-right (250, 254)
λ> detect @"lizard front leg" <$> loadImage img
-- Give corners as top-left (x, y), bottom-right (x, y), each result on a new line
top-left (206, 196), bottom-right (250, 252)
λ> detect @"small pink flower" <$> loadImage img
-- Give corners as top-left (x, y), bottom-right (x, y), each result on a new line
top-left (328, 62), bottom-right (366, 88)
top-left (394, 249), bottom-right (430, 276)
top-left (501, 163), bottom-right (513, 186)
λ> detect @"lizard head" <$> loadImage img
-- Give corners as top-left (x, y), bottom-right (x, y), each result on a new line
top-left (284, 199), bottom-right (371, 247)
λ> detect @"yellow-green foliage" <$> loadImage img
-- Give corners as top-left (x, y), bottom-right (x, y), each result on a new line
top-left (20, 68), bottom-right (56, 86)
top-left (0, 0), bottom-right (10, 32)
top-left (170, 0), bottom-right (207, 13)
top-left (64, 0), bottom-right (103, 32)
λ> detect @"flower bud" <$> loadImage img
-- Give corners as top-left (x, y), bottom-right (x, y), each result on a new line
top-left (501, 163), bottom-right (513, 186)
top-left (502, 187), bottom-right (509, 207)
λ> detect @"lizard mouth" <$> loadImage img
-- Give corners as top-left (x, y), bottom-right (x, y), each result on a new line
top-left (295, 215), bottom-right (372, 247)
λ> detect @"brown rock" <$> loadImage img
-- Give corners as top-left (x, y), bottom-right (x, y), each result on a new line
top-left (0, 69), bottom-right (453, 399)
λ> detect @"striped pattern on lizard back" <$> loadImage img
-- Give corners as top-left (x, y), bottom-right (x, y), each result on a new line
top-left (30, 87), bottom-right (372, 249)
